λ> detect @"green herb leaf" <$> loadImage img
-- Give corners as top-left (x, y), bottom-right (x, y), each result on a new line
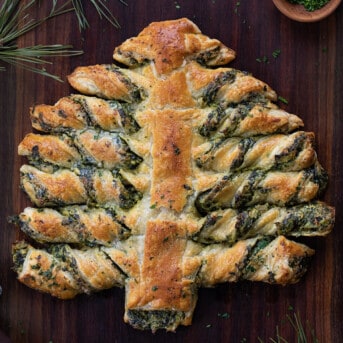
top-left (288, 0), bottom-right (330, 12)
top-left (278, 96), bottom-right (289, 104)
top-left (256, 56), bottom-right (269, 64)
top-left (272, 49), bottom-right (281, 58)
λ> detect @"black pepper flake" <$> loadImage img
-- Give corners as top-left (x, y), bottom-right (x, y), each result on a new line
top-left (173, 144), bottom-right (181, 155)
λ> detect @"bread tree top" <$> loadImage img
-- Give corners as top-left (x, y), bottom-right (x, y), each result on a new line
top-left (113, 18), bottom-right (236, 74)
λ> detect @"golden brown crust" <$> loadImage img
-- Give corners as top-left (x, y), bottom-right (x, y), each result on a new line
top-left (217, 73), bottom-right (277, 104)
top-left (66, 247), bottom-right (124, 290)
top-left (103, 240), bottom-right (141, 278)
top-left (91, 169), bottom-right (122, 204)
top-left (18, 129), bottom-right (141, 171)
top-left (185, 62), bottom-right (276, 104)
top-left (20, 165), bottom-right (88, 207)
top-left (240, 107), bottom-right (303, 134)
top-left (67, 65), bottom-right (140, 102)
top-left (124, 220), bottom-right (200, 331)
top-left (150, 110), bottom-right (193, 212)
top-left (31, 97), bottom-right (87, 132)
top-left (18, 133), bottom-right (81, 168)
top-left (199, 236), bottom-right (315, 286)
top-left (18, 207), bottom-right (127, 245)
top-left (193, 202), bottom-right (335, 244)
top-left (113, 18), bottom-right (235, 74)
top-left (19, 165), bottom-right (137, 208)
top-left (200, 240), bottom-right (250, 286)
top-left (14, 244), bottom-right (80, 299)
top-left (195, 131), bottom-right (316, 173)
top-left (185, 61), bottom-right (227, 94)
top-left (147, 71), bottom-right (196, 109)
top-left (13, 242), bottom-right (125, 299)
top-left (19, 207), bottom-right (79, 243)
top-left (74, 130), bottom-right (124, 169)
top-left (245, 236), bottom-right (315, 285)
top-left (127, 220), bottom-right (187, 310)
top-left (31, 95), bottom-right (137, 133)
top-left (70, 94), bottom-right (136, 131)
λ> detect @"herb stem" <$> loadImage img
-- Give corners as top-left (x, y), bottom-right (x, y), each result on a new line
top-left (72, 0), bottom-right (125, 30)
top-left (0, 0), bottom-right (82, 81)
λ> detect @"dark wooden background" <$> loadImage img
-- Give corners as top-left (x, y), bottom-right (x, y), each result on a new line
top-left (0, 1), bottom-right (342, 342)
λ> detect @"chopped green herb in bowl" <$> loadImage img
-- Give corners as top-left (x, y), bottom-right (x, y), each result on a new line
top-left (272, 0), bottom-right (341, 22)
top-left (288, 0), bottom-right (330, 11)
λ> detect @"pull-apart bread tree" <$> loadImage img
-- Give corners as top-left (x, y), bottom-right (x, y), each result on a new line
top-left (11, 18), bottom-right (334, 331)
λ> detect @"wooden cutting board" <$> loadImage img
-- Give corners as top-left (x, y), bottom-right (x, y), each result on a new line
top-left (0, 1), bottom-right (342, 342)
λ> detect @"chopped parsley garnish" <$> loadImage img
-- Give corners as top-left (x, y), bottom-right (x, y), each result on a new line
top-left (288, 0), bottom-right (330, 11)
top-left (278, 96), bottom-right (289, 104)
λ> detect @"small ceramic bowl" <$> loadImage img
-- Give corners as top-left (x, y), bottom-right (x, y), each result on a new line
top-left (272, 0), bottom-right (342, 22)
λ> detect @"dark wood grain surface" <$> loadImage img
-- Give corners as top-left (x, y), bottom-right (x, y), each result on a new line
top-left (0, 1), bottom-right (342, 342)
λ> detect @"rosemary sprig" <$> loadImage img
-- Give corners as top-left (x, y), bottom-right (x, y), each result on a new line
top-left (0, 0), bottom-right (129, 80)
top-left (258, 311), bottom-right (319, 343)
top-left (0, 0), bottom-right (83, 81)
top-left (72, 0), bottom-right (128, 30)
top-left (286, 312), bottom-right (319, 343)
top-left (0, 0), bottom-right (73, 45)
top-left (0, 45), bottom-right (82, 81)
